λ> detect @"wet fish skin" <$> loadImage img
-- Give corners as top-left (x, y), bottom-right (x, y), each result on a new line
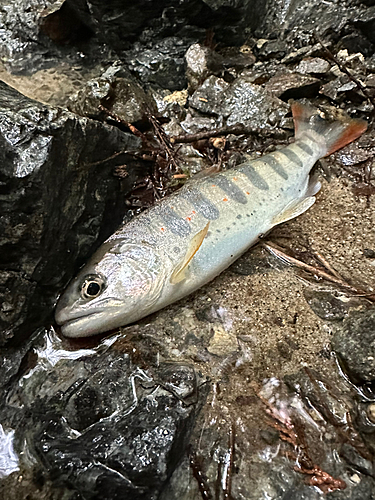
top-left (55, 101), bottom-right (367, 337)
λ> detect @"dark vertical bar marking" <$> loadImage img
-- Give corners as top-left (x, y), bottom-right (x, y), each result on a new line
top-left (277, 148), bottom-right (303, 167)
top-left (236, 162), bottom-right (269, 190)
top-left (181, 187), bottom-right (220, 220)
top-left (158, 206), bottom-right (191, 236)
top-left (295, 142), bottom-right (314, 156)
top-left (214, 175), bottom-right (248, 204)
top-left (262, 154), bottom-right (289, 180)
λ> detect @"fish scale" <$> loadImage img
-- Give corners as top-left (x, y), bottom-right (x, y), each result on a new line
top-left (55, 101), bottom-right (367, 337)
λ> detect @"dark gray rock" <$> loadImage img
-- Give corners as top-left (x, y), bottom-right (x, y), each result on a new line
top-left (189, 75), bottom-right (288, 130)
top-left (0, 0), bottom-right (100, 74)
top-left (0, 329), bottom-right (207, 500)
top-left (0, 81), bottom-right (141, 345)
top-left (69, 62), bottom-right (157, 123)
top-left (304, 290), bottom-right (352, 321)
top-left (332, 307), bottom-right (375, 384)
top-left (340, 443), bottom-right (373, 476)
top-left (264, 71), bottom-right (321, 101)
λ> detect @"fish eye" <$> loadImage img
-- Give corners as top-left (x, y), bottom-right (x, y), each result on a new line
top-left (80, 275), bottom-right (105, 299)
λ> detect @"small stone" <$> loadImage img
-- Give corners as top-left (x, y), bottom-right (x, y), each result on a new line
top-left (367, 403), bottom-right (375, 423)
top-left (364, 248), bottom-right (375, 258)
top-left (304, 290), bottom-right (349, 321)
top-left (295, 57), bottom-right (331, 75)
top-left (332, 307), bottom-right (375, 383)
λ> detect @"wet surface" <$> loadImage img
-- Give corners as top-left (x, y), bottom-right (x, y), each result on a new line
top-left (2, 0), bottom-right (375, 498)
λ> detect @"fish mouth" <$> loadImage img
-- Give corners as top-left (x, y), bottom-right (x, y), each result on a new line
top-left (57, 310), bottom-right (118, 338)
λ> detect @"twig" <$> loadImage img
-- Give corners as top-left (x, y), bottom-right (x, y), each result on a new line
top-left (262, 241), bottom-right (375, 301)
top-left (189, 448), bottom-right (213, 500)
top-left (223, 422), bottom-right (235, 500)
top-left (312, 251), bottom-right (344, 281)
top-left (314, 33), bottom-right (375, 113)
top-left (171, 125), bottom-right (248, 144)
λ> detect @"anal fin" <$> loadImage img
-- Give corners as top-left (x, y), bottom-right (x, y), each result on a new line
top-left (170, 222), bottom-right (210, 284)
top-left (272, 196), bottom-right (316, 225)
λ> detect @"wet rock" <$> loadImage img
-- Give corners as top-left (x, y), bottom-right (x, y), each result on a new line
top-left (69, 62), bottom-right (156, 123)
top-left (304, 290), bottom-right (353, 321)
top-left (340, 443), bottom-right (373, 476)
top-left (190, 75), bottom-right (288, 130)
top-left (265, 71), bottom-right (321, 101)
top-left (185, 43), bottom-right (223, 90)
top-left (125, 37), bottom-right (192, 90)
top-left (254, 39), bottom-right (289, 61)
top-left (0, 81), bottom-right (141, 345)
top-left (332, 307), bottom-right (375, 384)
top-left (295, 57), bottom-right (331, 75)
top-left (320, 75), bottom-right (364, 103)
top-left (0, 0), bottom-right (99, 74)
top-left (285, 369), bottom-right (352, 427)
top-left (1, 329), bottom-right (207, 499)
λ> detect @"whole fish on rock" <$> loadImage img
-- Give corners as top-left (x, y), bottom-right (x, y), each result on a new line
top-left (55, 101), bottom-right (367, 337)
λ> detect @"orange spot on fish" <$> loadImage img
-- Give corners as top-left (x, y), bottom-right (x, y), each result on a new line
top-left (160, 227), bottom-right (165, 232)
top-left (212, 184), bottom-right (216, 187)
top-left (232, 177), bottom-right (238, 181)
top-left (186, 216), bottom-right (192, 221)
top-left (246, 191), bottom-right (250, 195)
top-left (192, 210), bottom-right (196, 214)
top-left (223, 197), bottom-right (228, 202)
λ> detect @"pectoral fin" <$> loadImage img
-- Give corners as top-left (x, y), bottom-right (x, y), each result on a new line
top-left (272, 196), bottom-right (316, 225)
top-left (170, 223), bottom-right (210, 284)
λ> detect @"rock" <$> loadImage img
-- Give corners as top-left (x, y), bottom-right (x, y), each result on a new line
top-left (189, 75), bottom-right (288, 130)
top-left (332, 307), bottom-right (375, 384)
top-left (264, 71), bottom-right (321, 100)
top-left (295, 57), bottom-right (331, 75)
top-left (0, 0), bottom-right (102, 74)
top-left (253, 39), bottom-right (289, 61)
top-left (320, 75), bottom-right (360, 102)
top-left (0, 329), bottom-right (207, 499)
top-left (68, 62), bottom-right (156, 123)
top-left (185, 43), bottom-right (223, 90)
top-left (124, 37), bottom-right (192, 90)
top-left (0, 81), bottom-right (141, 345)
top-left (304, 290), bottom-right (353, 321)
top-left (340, 443), bottom-right (373, 476)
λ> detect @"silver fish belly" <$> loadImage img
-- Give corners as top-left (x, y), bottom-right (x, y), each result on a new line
top-left (55, 101), bottom-right (367, 337)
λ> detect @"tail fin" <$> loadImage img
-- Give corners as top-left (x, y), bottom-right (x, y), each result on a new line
top-left (291, 100), bottom-right (367, 157)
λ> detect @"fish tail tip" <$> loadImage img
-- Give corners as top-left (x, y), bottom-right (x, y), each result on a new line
top-left (290, 99), bottom-right (367, 156)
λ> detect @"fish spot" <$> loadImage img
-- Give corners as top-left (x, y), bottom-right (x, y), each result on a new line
top-left (173, 246), bottom-right (180, 254)
top-left (236, 214), bottom-right (242, 219)
top-left (223, 197), bottom-right (228, 202)
top-left (181, 187), bottom-right (220, 220)
top-left (236, 162), bottom-right (269, 190)
top-left (161, 227), bottom-right (165, 232)
top-left (214, 174), bottom-right (248, 204)
top-left (216, 229), bottom-right (221, 233)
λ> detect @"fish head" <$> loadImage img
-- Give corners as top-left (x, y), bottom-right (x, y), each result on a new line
top-left (55, 240), bottom-right (167, 337)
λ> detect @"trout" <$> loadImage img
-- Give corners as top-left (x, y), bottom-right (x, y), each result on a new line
top-left (55, 101), bottom-right (366, 337)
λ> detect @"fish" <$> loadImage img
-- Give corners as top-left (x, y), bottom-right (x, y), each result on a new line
top-left (55, 101), bottom-right (367, 337)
